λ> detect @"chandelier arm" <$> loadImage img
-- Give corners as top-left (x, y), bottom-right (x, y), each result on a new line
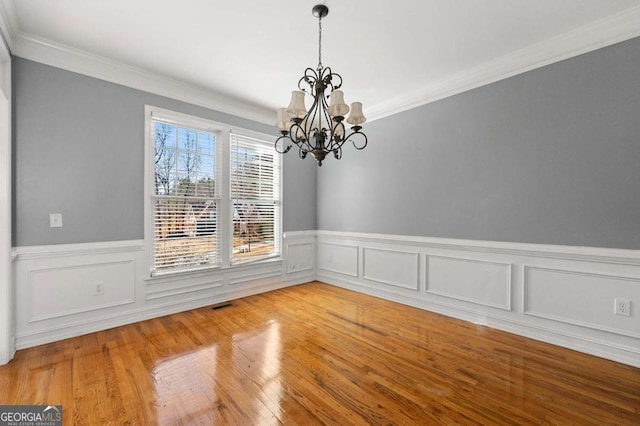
top-left (320, 91), bottom-right (332, 133)
top-left (274, 134), bottom-right (292, 154)
top-left (318, 91), bottom-right (336, 157)
top-left (343, 129), bottom-right (368, 150)
top-left (330, 75), bottom-right (343, 92)
top-left (299, 68), bottom-right (319, 92)
top-left (322, 68), bottom-right (343, 92)
top-left (289, 122), bottom-right (314, 152)
top-left (306, 95), bottom-right (321, 138)
top-left (330, 120), bottom-right (346, 150)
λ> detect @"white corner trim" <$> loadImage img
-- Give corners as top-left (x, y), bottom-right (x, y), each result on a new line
top-left (12, 32), bottom-right (274, 126)
top-left (366, 5), bottom-right (640, 121)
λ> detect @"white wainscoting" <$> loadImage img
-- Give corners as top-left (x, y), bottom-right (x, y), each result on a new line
top-left (10, 230), bottom-right (640, 367)
top-left (11, 232), bottom-right (315, 351)
top-left (316, 231), bottom-right (640, 367)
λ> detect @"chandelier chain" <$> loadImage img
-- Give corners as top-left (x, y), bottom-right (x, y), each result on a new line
top-left (318, 14), bottom-right (322, 70)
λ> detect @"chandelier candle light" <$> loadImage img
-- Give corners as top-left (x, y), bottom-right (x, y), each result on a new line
top-left (274, 4), bottom-right (367, 166)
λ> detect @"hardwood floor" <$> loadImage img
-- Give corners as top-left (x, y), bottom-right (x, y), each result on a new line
top-left (1, 281), bottom-right (638, 425)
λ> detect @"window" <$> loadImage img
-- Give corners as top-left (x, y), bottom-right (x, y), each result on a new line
top-left (231, 134), bottom-right (281, 264)
top-left (145, 106), bottom-right (281, 276)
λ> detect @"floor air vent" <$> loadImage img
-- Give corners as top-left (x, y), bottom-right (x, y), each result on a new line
top-left (211, 302), bottom-right (233, 311)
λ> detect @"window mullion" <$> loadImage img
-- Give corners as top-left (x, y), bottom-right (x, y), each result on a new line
top-left (218, 128), bottom-right (232, 268)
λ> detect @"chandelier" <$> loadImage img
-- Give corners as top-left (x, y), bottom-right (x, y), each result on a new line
top-left (274, 4), bottom-right (367, 166)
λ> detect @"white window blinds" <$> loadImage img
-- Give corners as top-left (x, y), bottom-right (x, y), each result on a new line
top-left (231, 133), bottom-right (281, 264)
top-left (152, 120), bottom-right (219, 274)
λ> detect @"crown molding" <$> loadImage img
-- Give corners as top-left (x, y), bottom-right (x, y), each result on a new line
top-left (0, 1), bottom-right (16, 47)
top-left (1, 2), bottom-right (639, 123)
top-left (12, 32), bottom-right (274, 125)
top-left (0, 0), bottom-right (17, 62)
top-left (366, 5), bottom-right (640, 121)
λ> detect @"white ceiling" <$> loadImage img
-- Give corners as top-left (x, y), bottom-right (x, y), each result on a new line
top-left (1, 0), bottom-right (640, 125)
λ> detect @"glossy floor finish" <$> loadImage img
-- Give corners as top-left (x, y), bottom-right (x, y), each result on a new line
top-left (1, 282), bottom-right (639, 425)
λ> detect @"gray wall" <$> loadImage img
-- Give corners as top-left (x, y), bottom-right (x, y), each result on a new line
top-left (318, 37), bottom-right (640, 250)
top-left (12, 58), bottom-right (317, 246)
top-left (14, 35), bottom-right (640, 250)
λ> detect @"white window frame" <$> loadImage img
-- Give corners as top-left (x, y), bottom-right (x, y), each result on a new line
top-left (230, 131), bottom-right (282, 265)
top-left (144, 105), bottom-right (282, 277)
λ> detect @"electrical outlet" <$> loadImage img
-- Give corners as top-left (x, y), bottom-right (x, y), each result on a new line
top-left (94, 281), bottom-right (104, 296)
top-left (614, 298), bottom-right (631, 316)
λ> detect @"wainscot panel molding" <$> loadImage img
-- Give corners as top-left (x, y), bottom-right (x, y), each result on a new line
top-left (283, 231), bottom-right (317, 284)
top-left (362, 247), bottom-right (419, 290)
top-left (28, 260), bottom-right (135, 322)
top-left (524, 266), bottom-right (640, 338)
top-left (318, 242), bottom-right (359, 277)
top-left (316, 230), bottom-right (640, 367)
top-left (13, 233), bottom-right (315, 350)
top-left (426, 255), bottom-right (512, 310)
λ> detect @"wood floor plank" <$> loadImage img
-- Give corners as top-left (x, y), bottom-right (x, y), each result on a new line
top-left (1, 281), bottom-right (638, 425)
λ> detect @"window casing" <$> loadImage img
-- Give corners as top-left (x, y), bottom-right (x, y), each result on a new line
top-left (145, 106), bottom-right (281, 276)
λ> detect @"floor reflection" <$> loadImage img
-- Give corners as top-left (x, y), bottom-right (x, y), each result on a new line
top-left (233, 320), bottom-right (282, 424)
top-left (153, 319), bottom-right (282, 424)
top-left (154, 344), bottom-right (218, 424)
